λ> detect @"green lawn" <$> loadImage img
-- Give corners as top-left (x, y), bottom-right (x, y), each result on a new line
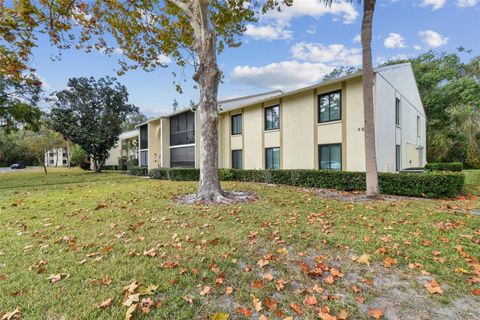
top-left (0, 168), bottom-right (479, 319)
top-left (465, 170), bottom-right (480, 196)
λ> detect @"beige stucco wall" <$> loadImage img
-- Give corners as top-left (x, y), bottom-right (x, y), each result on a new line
top-left (243, 104), bottom-right (263, 169)
top-left (147, 120), bottom-right (161, 169)
top-left (216, 79), bottom-right (368, 171)
top-left (344, 78), bottom-right (366, 172)
top-left (406, 143), bottom-right (420, 168)
top-left (231, 135), bottom-right (243, 152)
top-left (264, 130), bottom-right (280, 148)
top-left (282, 91), bottom-right (315, 169)
top-left (159, 118), bottom-right (170, 168)
top-left (105, 145), bottom-right (121, 166)
top-left (317, 122), bottom-right (342, 145)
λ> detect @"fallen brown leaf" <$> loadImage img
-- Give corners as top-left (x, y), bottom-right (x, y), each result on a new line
top-left (1, 307), bottom-right (20, 320)
top-left (425, 279), bottom-right (443, 295)
top-left (290, 302), bottom-right (302, 316)
top-left (303, 295), bottom-right (317, 305)
top-left (368, 309), bottom-right (384, 319)
top-left (98, 298), bottom-right (113, 309)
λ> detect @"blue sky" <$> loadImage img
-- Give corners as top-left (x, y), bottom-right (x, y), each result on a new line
top-left (31, 0), bottom-right (479, 117)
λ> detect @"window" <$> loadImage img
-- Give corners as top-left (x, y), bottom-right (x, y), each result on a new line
top-left (49, 152), bottom-right (54, 157)
top-left (231, 114), bottom-right (242, 135)
top-left (395, 98), bottom-right (401, 126)
top-left (140, 125), bottom-right (148, 150)
top-left (49, 160), bottom-right (54, 165)
top-left (62, 153), bottom-right (67, 158)
top-left (232, 150), bottom-right (242, 169)
top-left (170, 111), bottom-right (195, 146)
top-left (318, 90), bottom-right (341, 123)
top-left (265, 147), bottom-right (280, 169)
top-left (264, 105), bottom-right (280, 131)
top-left (62, 160), bottom-right (67, 165)
top-left (395, 145), bottom-right (401, 171)
top-left (170, 146), bottom-right (195, 168)
top-left (318, 144), bottom-right (342, 171)
top-left (417, 115), bottom-right (420, 137)
top-left (140, 150), bottom-right (148, 167)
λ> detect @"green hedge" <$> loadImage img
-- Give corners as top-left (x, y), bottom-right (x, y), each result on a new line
top-left (102, 165), bottom-right (120, 171)
top-left (126, 159), bottom-right (139, 171)
top-left (129, 166), bottom-right (148, 176)
top-left (145, 168), bottom-right (464, 198)
top-left (378, 172), bottom-right (464, 198)
top-left (148, 168), bottom-right (170, 180)
top-left (425, 162), bottom-right (463, 172)
top-left (168, 168), bottom-right (200, 181)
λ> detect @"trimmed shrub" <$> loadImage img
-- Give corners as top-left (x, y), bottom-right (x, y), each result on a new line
top-left (168, 168), bottom-right (200, 181)
top-left (102, 165), bottom-right (119, 171)
top-left (379, 172), bottom-right (464, 198)
top-left (79, 161), bottom-right (91, 171)
top-left (425, 162), bottom-right (463, 172)
top-left (129, 166), bottom-right (148, 176)
top-left (218, 168), bottom-right (236, 181)
top-left (126, 159), bottom-right (139, 171)
top-left (145, 167), bottom-right (464, 198)
top-left (148, 168), bottom-right (169, 180)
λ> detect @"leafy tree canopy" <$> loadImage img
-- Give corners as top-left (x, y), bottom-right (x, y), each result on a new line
top-left (0, 0), bottom-right (257, 82)
top-left (0, 76), bottom-right (42, 132)
top-left (19, 127), bottom-right (65, 173)
top-left (49, 77), bottom-right (138, 172)
top-left (323, 66), bottom-right (359, 81)
top-left (69, 144), bottom-right (88, 167)
top-left (122, 112), bottom-right (148, 131)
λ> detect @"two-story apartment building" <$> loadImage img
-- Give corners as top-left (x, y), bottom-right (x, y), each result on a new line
top-left (137, 63), bottom-right (426, 173)
top-left (104, 129), bottom-right (139, 167)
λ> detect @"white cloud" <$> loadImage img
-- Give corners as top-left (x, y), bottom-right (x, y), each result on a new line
top-left (419, 30), bottom-right (449, 48)
top-left (291, 42), bottom-right (362, 66)
top-left (244, 24), bottom-right (293, 40)
top-left (456, 0), bottom-right (478, 7)
top-left (420, 0), bottom-right (446, 10)
top-left (246, 1), bottom-right (358, 41)
top-left (231, 61), bottom-right (334, 91)
top-left (353, 34), bottom-right (361, 44)
top-left (267, 1), bottom-right (358, 24)
top-left (414, 45), bottom-right (423, 50)
top-left (156, 54), bottom-right (172, 64)
top-left (384, 33), bottom-right (406, 49)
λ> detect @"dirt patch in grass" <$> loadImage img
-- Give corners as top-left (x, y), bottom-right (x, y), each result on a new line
top-left (285, 248), bottom-right (480, 320)
top-left (342, 260), bottom-right (480, 320)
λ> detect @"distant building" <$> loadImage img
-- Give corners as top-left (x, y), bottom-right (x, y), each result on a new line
top-left (104, 129), bottom-right (139, 169)
top-left (44, 148), bottom-right (69, 167)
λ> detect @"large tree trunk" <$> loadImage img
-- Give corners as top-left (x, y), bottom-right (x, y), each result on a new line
top-left (93, 158), bottom-right (104, 173)
top-left (361, 0), bottom-right (379, 197)
top-left (169, 0), bottom-right (254, 204)
top-left (188, 0), bottom-right (225, 201)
